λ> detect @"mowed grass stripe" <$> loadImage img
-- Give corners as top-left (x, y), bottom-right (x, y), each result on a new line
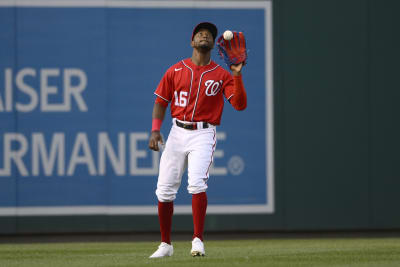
top-left (0, 238), bottom-right (399, 267)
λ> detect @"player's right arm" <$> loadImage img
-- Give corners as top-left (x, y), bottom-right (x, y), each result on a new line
top-left (148, 100), bottom-right (168, 151)
top-left (148, 67), bottom-right (174, 151)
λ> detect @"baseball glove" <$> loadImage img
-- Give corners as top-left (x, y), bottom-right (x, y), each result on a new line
top-left (216, 31), bottom-right (247, 67)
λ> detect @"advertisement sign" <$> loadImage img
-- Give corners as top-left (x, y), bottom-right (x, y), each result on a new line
top-left (0, 0), bottom-right (273, 215)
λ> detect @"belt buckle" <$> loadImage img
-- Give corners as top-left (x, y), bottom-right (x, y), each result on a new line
top-left (179, 121), bottom-right (195, 130)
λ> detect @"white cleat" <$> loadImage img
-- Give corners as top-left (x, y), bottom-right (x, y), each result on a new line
top-left (191, 237), bottom-right (205, 257)
top-left (149, 242), bottom-right (173, 258)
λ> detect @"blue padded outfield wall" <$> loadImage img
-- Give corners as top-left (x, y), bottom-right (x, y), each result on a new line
top-left (0, 1), bottom-right (274, 220)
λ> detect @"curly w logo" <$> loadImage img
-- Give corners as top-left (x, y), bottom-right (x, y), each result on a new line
top-left (205, 80), bottom-right (223, 96)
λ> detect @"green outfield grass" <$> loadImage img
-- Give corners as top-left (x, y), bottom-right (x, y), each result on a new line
top-left (0, 237), bottom-right (399, 267)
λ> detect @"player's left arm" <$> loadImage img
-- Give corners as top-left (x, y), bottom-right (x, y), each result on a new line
top-left (228, 63), bottom-right (247, 111)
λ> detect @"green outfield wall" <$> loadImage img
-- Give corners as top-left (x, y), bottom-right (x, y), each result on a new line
top-left (1, 0), bottom-right (399, 234)
top-left (272, 0), bottom-right (400, 231)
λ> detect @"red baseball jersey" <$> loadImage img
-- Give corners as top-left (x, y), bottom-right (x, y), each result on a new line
top-left (154, 58), bottom-right (235, 125)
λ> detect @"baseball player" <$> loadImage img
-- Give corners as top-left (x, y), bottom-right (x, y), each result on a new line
top-left (148, 22), bottom-right (247, 258)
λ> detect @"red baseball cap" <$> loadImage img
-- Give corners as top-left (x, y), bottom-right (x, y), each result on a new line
top-left (191, 22), bottom-right (218, 41)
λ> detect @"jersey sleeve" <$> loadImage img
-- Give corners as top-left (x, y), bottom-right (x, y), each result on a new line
top-left (229, 75), bottom-right (247, 110)
top-left (154, 68), bottom-right (174, 102)
top-left (222, 73), bottom-right (235, 101)
top-left (155, 96), bottom-right (168, 107)
top-left (223, 72), bottom-right (247, 111)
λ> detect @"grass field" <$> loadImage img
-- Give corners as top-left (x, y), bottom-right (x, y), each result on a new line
top-left (1, 237), bottom-right (399, 267)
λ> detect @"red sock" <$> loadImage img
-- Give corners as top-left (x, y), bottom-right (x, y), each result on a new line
top-left (158, 201), bottom-right (173, 244)
top-left (192, 192), bottom-right (207, 241)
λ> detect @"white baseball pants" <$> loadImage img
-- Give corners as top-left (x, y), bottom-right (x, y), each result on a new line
top-left (156, 119), bottom-right (217, 202)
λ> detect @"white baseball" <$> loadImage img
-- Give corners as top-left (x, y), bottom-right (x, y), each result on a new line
top-left (223, 30), bottom-right (233, 41)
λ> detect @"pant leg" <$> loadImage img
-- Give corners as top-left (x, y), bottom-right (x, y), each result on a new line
top-left (186, 128), bottom-right (217, 194)
top-left (156, 126), bottom-right (187, 202)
